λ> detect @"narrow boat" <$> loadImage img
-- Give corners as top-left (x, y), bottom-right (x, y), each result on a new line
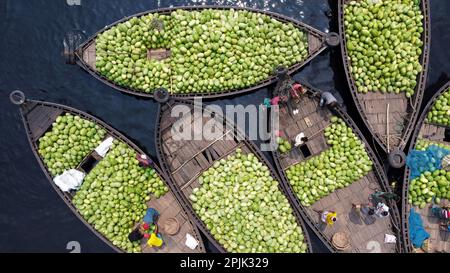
top-left (71, 6), bottom-right (332, 99)
top-left (338, 0), bottom-right (431, 161)
top-left (268, 75), bottom-right (402, 252)
top-left (401, 81), bottom-right (450, 253)
top-left (9, 91), bottom-right (205, 253)
top-left (155, 94), bottom-right (312, 253)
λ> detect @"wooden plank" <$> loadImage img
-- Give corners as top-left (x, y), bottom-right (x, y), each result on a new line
top-left (82, 41), bottom-right (97, 71)
top-left (27, 106), bottom-right (64, 140)
top-left (308, 33), bottom-right (323, 54)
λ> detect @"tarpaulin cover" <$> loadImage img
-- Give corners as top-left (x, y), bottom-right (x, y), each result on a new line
top-left (408, 208), bottom-right (430, 248)
top-left (406, 145), bottom-right (450, 180)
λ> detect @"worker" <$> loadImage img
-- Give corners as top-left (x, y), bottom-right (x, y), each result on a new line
top-left (294, 133), bottom-right (308, 146)
top-left (319, 91), bottom-right (338, 109)
top-left (147, 226), bottom-right (164, 248)
top-left (317, 210), bottom-right (337, 226)
top-left (374, 202), bottom-right (390, 218)
top-left (290, 83), bottom-right (307, 101)
top-left (128, 222), bottom-right (148, 243)
top-left (271, 96), bottom-right (281, 106)
top-left (290, 83), bottom-right (307, 115)
top-left (370, 191), bottom-right (400, 203)
top-left (137, 153), bottom-right (153, 167)
top-left (280, 94), bottom-right (289, 105)
top-left (143, 207), bottom-right (160, 225)
top-left (439, 222), bottom-right (450, 232)
top-left (263, 98), bottom-right (272, 109)
top-left (431, 203), bottom-right (450, 220)
top-left (353, 203), bottom-right (375, 217)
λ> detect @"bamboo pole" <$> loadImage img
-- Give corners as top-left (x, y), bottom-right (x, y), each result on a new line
top-left (387, 103), bottom-right (390, 153)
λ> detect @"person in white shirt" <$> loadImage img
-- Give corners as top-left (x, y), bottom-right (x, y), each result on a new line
top-left (374, 202), bottom-right (390, 218)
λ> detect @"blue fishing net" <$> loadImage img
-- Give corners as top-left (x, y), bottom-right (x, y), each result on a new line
top-left (406, 145), bottom-right (450, 180)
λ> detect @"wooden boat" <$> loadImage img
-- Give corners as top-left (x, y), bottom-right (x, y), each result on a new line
top-left (269, 76), bottom-right (403, 252)
top-left (72, 5), bottom-right (330, 99)
top-left (401, 81), bottom-right (450, 253)
top-left (338, 0), bottom-right (431, 158)
top-left (10, 91), bottom-right (205, 253)
top-left (155, 96), bottom-right (312, 252)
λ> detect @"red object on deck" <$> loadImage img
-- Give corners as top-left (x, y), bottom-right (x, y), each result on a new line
top-left (276, 130), bottom-right (284, 137)
top-left (291, 83), bottom-right (305, 98)
top-left (271, 96), bottom-right (280, 105)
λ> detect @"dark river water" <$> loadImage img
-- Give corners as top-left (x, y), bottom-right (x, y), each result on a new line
top-left (0, 0), bottom-right (449, 253)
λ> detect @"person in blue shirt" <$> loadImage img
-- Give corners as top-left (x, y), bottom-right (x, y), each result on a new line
top-left (319, 91), bottom-right (338, 109)
top-left (143, 208), bottom-right (160, 224)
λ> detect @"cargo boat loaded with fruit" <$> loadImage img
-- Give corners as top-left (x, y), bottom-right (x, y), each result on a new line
top-left (155, 96), bottom-right (312, 253)
top-left (71, 6), bottom-right (329, 99)
top-left (10, 91), bottom-right (205, 253)
top-left (338, 0), bottom-right (430, 161)
top-left (268, 75), bottom-right (402, 252)
top-left (401, 81), bottom-right (450, 253)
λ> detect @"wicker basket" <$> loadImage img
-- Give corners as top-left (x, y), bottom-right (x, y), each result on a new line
top-left (332, 232), bottom-right (351, 251)
top-left (162, 218), bottom-right (180, 236)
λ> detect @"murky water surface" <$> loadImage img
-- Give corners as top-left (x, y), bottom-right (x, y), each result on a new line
top-left (0, 0), bottom-right (448, 252)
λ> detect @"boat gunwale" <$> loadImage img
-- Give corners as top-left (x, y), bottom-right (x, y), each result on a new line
top-left (18, 99), bottom-right (205, 253)
top-left (401, 81), bottom-right (450, 253)
top-left (155, 97), bottom-right (314, 253)
top-left (74, 5), bottom-right (328, 100)
top-left (271, 82), bottom-right (404, 253)
top-left (337, 0), bottom-right (431, 152)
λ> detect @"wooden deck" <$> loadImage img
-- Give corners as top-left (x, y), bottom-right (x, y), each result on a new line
top-left (308, 33), bottom-right (323, 55)
top-left (21, 102), bottom-right (63, 141)
top-left (275, 89), bottom-right (398, 252)
top-left (159, 102), bottom-right (242, 200)
top-left (305, 171), bottom-right (397, 253)
top-left (21, 101), bottom-right (204, 253)
top-left (277, 93), bottom-right (332, 170)
top-left (357, 92), bottom-right (410, 151)
top-left (142, 191), bottom-right (202, 253)
top-left (419, 123), bottom-right (447, 142)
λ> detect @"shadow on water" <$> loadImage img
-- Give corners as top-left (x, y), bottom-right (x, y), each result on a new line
top-left (0, 0), bottom-right (449, 252)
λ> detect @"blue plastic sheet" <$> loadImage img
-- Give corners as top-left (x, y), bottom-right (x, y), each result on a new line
top-left (406, 145), bottom-right (450, 180)
top-left (408, 208), bottom-right (430, 248)
top-left (143, 208), bottom-right (159, 224)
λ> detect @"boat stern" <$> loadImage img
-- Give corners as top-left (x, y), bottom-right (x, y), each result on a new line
top-left (75, 39), bottom-right (96, 71)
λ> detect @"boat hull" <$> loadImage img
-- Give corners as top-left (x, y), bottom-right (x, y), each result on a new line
top-left (75, 5), bottom-right (327, 99)
top-left (155, 98), bottom-right (313, 253)
top-left (270, 81), bottom-right (403, 252)
top-left (401, 81), bottom-right (450, 253)
top-left (17, 99), bottom-right (205, 253)
top-left (338, 0), bottom-right (431, 153)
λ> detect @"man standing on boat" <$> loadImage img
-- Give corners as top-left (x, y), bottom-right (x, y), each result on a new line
top-left (319, 91), bottom-right (338, 109)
